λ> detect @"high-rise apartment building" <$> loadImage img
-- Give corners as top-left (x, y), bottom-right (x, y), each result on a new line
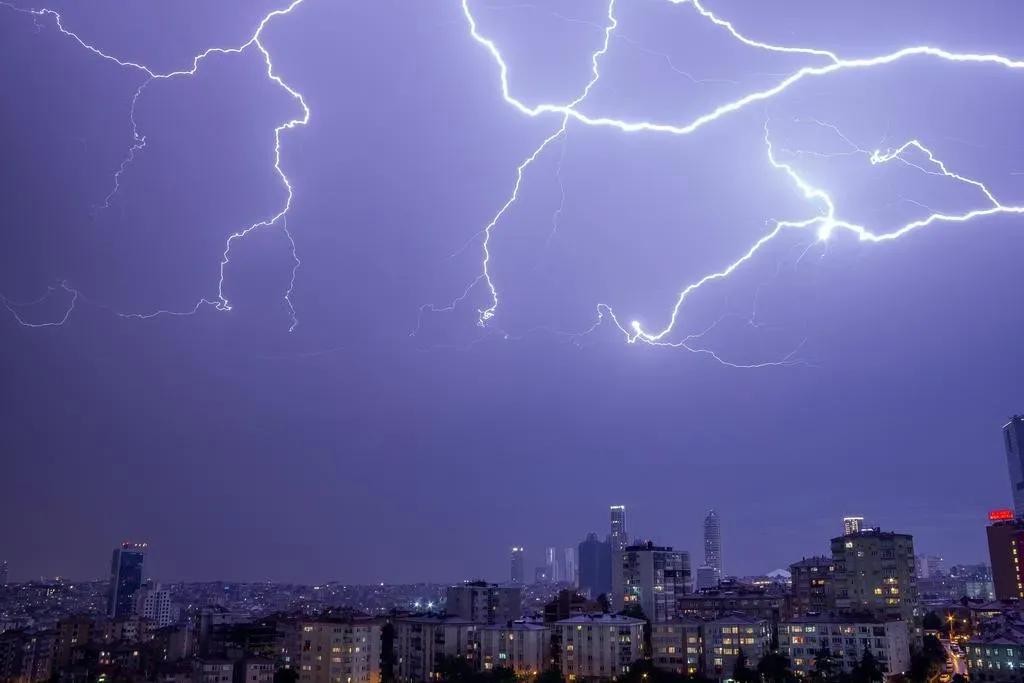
top-left (843, 517), bottom-right (864, 535)
top-left (651, 618), bottom-right (703, 676)
top-left (831, 528), bottom-right (917, 624)
top-left (446, 582), bottom-right (523, 624)
top-left (510, 547), bottom-right (525, 585)
top-left (1005, 416), bottom-right (1024, 518)
top-left (479, 620), bottom-right (550, 676)
top-left (394, 616), bottom-right (480, 682)
top-left (107, 542), bottom-right (146, 618)
top-left (986, 509), bottom-right (1024, 600)
top-left (578, 533), bottom-right (612, 598)
top-left (789, 556), bottom-right (835, 617)
top-left (704, 510), bottom-right (722, 577)
top-left (294, 616), bottom-right (382, 683)
top-left (135, 582), bottom-right (176, 628)
top-left (610, 506), bottom-right (628, 553)
top-left (702, 614), bottom-right (770, 680)
top-left (612, 542), bottom-right (691, 622)
top-left (555, 614), bottom-right (644, 681)
top-left (779, 615), bottom-right (911, 679)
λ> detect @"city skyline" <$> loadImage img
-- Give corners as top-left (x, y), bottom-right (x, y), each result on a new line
top-left (0, 498), bottom-right (999, 585)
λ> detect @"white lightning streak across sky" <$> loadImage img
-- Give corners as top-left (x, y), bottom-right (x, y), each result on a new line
top-left (430, 0), bottom-right (1024, 362)
top-left (4, 0), bottom-right (1023, 362)
top-left (0, 0), bottom-right (309, 330)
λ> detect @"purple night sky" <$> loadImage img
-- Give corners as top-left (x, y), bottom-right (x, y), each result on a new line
top-left (1, 0), bottom-right (1022, 584)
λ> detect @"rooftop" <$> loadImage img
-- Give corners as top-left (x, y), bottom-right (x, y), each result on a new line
top-left (555, 614), bottom-right (644, 626)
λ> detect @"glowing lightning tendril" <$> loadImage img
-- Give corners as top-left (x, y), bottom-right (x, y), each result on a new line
top-left (0, 0), bottom-right (309, 331)
top-left (426, 0), bottom-right (1024, 364)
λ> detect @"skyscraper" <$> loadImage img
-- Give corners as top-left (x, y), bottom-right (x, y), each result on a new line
top-left (843, 516), bottom-right (864, 535)
top-left (0, 560), bottom-right (7, 586)
top-left (1005, 416), bottom-right (1024, 518)
top-left (107, 542), bottom-right (146, 618)
top-left (546, 547), bottom-right (560, 582)
top-left (612, 541), bottom-right (691, 622)
top-left (510, 546), bottom-right (525, 584)
top-left (563, 547), bottom-right (577, 586)
top-left (610, 505), bottom-right (627, 552)
top-left (134, 582), bottom-right (176, 627)
top-left (703, 510), bottom-right (722, 577)
top-left (578, 533), bottom-right (612, 598)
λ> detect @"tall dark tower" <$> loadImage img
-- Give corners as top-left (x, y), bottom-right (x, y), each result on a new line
top-left (510, 546), bottom-right (525, 584)
top-left (1004, 416), bottom-right (1024, 518)
top-left (107, 542), bottom-right (146, 618)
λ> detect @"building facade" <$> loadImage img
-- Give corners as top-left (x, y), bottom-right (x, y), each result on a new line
top-left (294, 616), bottom-right (381, 683)
top-left (704, 511), bottom-right (722, 578)
top-left (564, 548), bottom-right (578, 587)
top-left (966, 614), bottom-right (1024, 683)
top-left (778, 615), bottom-right (911, 680)
top-left (446, 582), bottom-right (523, 625)
top-left (0, 629), bottom-right (56, 682)
top-left (610, 507), bottom-right (628, 554)
top-left (578, 534), bottom-right (612, 599)
top-left (234, 658), bottom-right (275, 683)
top-left (555, 614), bottom-right (644, 682)
top-left (107, 543), bottom-right (147, 619)
top-left (612, 542), bottom-right (690, 622)
top-left (701, 614), bottom-right (770, 680)
top-left (987, 513), bottom-right (1024, 601)
top-left (678, 586), bottom-right (787, 641)
top-left (394, 616), bottom-right (480, 683)
top-left (479, 621), bottom-right (550, 676)
top-left (789, 557), bottom-right (835, 617)
top-left (651, 619), bottom-right (702, 676)
top-left (696, 566), bottom-right (721, 592)
top-left (135, 583), bottom-right (176, 628)
top-left (1005, 416), bottom-right (1024, 519)
top-left (831, 529), bottom-right (918, 624)
top-left (511, 548), bottom-right (525, 585)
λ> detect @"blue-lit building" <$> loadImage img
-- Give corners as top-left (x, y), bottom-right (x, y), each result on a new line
top-left (107, 543), bottom-right (146, 618)
top-left (577, 533), bottom-right (612, 599)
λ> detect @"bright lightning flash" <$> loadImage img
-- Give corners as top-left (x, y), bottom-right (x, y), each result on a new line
top-left (0, 0), bottom-right (309, 331)
top-left (424, 0), bottom-right (1024, 365)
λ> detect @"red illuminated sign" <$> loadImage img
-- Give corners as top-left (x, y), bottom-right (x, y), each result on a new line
top-left (990, 509), bottom-right (1015, 521)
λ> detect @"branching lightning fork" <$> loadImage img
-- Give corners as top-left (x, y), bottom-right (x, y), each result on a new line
top-left (0, 0), bottom-right (309, 330)
top-left (429, 0), bottom-right (1024, 363)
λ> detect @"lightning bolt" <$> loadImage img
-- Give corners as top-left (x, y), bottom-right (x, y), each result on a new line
top-left (0, 281), bottom-right (78, 328)
top-left (423, 0), bottom-right (1024, 363)
top-left (0, 0), bottom-right (309, 330)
